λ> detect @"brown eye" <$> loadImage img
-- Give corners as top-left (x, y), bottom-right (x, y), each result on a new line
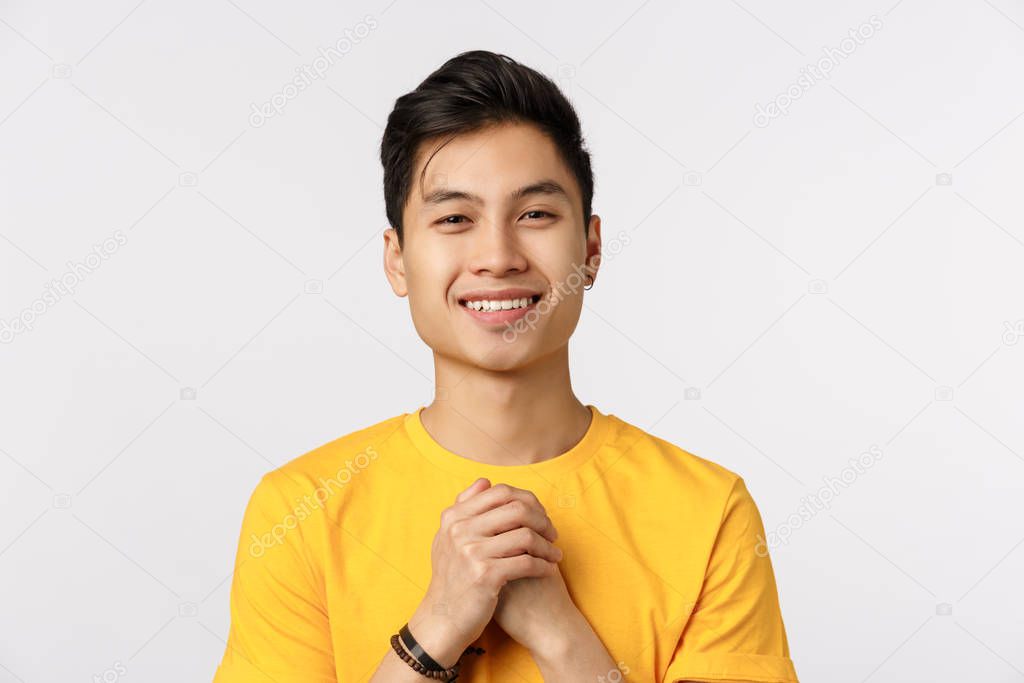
top-left (437, 215), bottom-right (467, 225)
top-left (523, 210), bottom-right (554, 220)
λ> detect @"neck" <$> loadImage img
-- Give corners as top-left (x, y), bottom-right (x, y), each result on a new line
top-left (420, 345), bottom-right (592, 467)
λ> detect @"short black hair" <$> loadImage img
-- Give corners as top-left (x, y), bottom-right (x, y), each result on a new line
top-left (380, 50), bottom-right (594, 248)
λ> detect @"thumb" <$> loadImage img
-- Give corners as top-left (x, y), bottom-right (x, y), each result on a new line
top-left (456, 477), bottom-right (490, 502)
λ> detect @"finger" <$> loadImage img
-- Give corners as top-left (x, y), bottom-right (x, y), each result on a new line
top-left (456, 477), bottom-right (491, 503)
top-left (452, 484), bottom-right (558, 541)
top-left (475, 526), bottom-right (563, 562)
top-left (487, 554), bottom-right (556, 588)
top-left (469, 499), bottom-right (558, 543)
top-left (457, 483), bottom-right (546, 519)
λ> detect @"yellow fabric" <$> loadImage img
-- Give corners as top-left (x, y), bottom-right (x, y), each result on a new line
top-left (214, 405), bottom-right (798, 682)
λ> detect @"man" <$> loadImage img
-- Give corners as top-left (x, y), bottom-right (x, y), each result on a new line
top-left (214, 50), bottom-right (798, 683)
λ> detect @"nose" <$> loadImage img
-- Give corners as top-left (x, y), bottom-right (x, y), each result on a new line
top-left (467, 217), bottom-right (529, 277)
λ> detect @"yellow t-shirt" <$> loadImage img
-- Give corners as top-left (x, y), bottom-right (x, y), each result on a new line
top-left (214, 404), bottom-right (799, 683)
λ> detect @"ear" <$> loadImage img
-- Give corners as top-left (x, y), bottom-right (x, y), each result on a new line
top-left (383, 227), bottom-right (408, 297)
top-left (585, 214), bottom-right (602, 283)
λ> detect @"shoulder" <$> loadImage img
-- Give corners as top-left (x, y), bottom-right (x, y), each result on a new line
top-left (594, 410), bottom-right (764, 576)
top-left (602, 410), bottom-right (742, 504)
top-left (256, 412), bottom-right (408, 500)
top-left (235, 412), bottom-right (410, 562)
top-left (597, 410), bottom-right (767, 540)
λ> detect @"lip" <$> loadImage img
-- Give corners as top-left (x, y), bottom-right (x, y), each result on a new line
top-left (456, 287), bottom-right (544, 327)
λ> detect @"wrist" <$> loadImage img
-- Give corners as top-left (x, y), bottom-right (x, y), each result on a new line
top-left (528, 605), bottom-right (589, 665)
top-left (406, 606), bottom-right (471, 669)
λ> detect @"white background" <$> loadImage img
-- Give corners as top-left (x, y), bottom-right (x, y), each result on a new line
top-left (2, 1), bottom-right (1023, 681)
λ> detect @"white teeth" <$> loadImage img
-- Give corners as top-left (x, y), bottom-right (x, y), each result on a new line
top-left (464, 297), bottom-right (533, 312)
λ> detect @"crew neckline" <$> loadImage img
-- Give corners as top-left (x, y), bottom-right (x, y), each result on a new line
top-left (403, 404), bottom-right (611, 482)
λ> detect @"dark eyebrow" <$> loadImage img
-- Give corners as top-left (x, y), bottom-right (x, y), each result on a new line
top-left (420, 179), bottom-right (571, 209)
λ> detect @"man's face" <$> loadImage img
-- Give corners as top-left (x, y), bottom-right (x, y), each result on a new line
top-left (384, 121), bottom-right (601, 372)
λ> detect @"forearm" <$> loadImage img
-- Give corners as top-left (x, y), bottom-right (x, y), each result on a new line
top-left (531, 609), bottom-right (622, 683)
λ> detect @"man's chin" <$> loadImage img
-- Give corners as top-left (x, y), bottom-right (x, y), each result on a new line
top-left (461, 341), bottom-right (538, 373)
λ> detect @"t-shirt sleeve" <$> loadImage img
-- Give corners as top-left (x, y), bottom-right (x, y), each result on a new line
top-left (213, 470), bottom-right (337, 683)
top-left (663, 477), bottom-right (799, 683)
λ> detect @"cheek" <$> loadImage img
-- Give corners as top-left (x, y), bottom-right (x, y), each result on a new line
top-left (545, 261), bottom-right (589, 300)
top-left (527, 231), bottom-right (587, 275)
top-left (405, 247), bottom-right (459, 303)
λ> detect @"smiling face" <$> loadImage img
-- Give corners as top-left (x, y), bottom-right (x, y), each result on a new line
top-left (383, 121), bottom-right (601, 372)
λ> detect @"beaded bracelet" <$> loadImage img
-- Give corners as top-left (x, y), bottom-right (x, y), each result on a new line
top-left (389, 623), bottom-right (485, 682)
top-left (390, 634), bottom-right (459, 680)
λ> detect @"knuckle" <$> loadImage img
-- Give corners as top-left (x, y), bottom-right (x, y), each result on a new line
top-left (514, 526), bottom-right (534, 545)
top-left (474, 561), bottom-right (496, 585)
top-left (506, 499), bottom-right (528, 516)
top-left (448, 518), bottom-right (467, 538)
